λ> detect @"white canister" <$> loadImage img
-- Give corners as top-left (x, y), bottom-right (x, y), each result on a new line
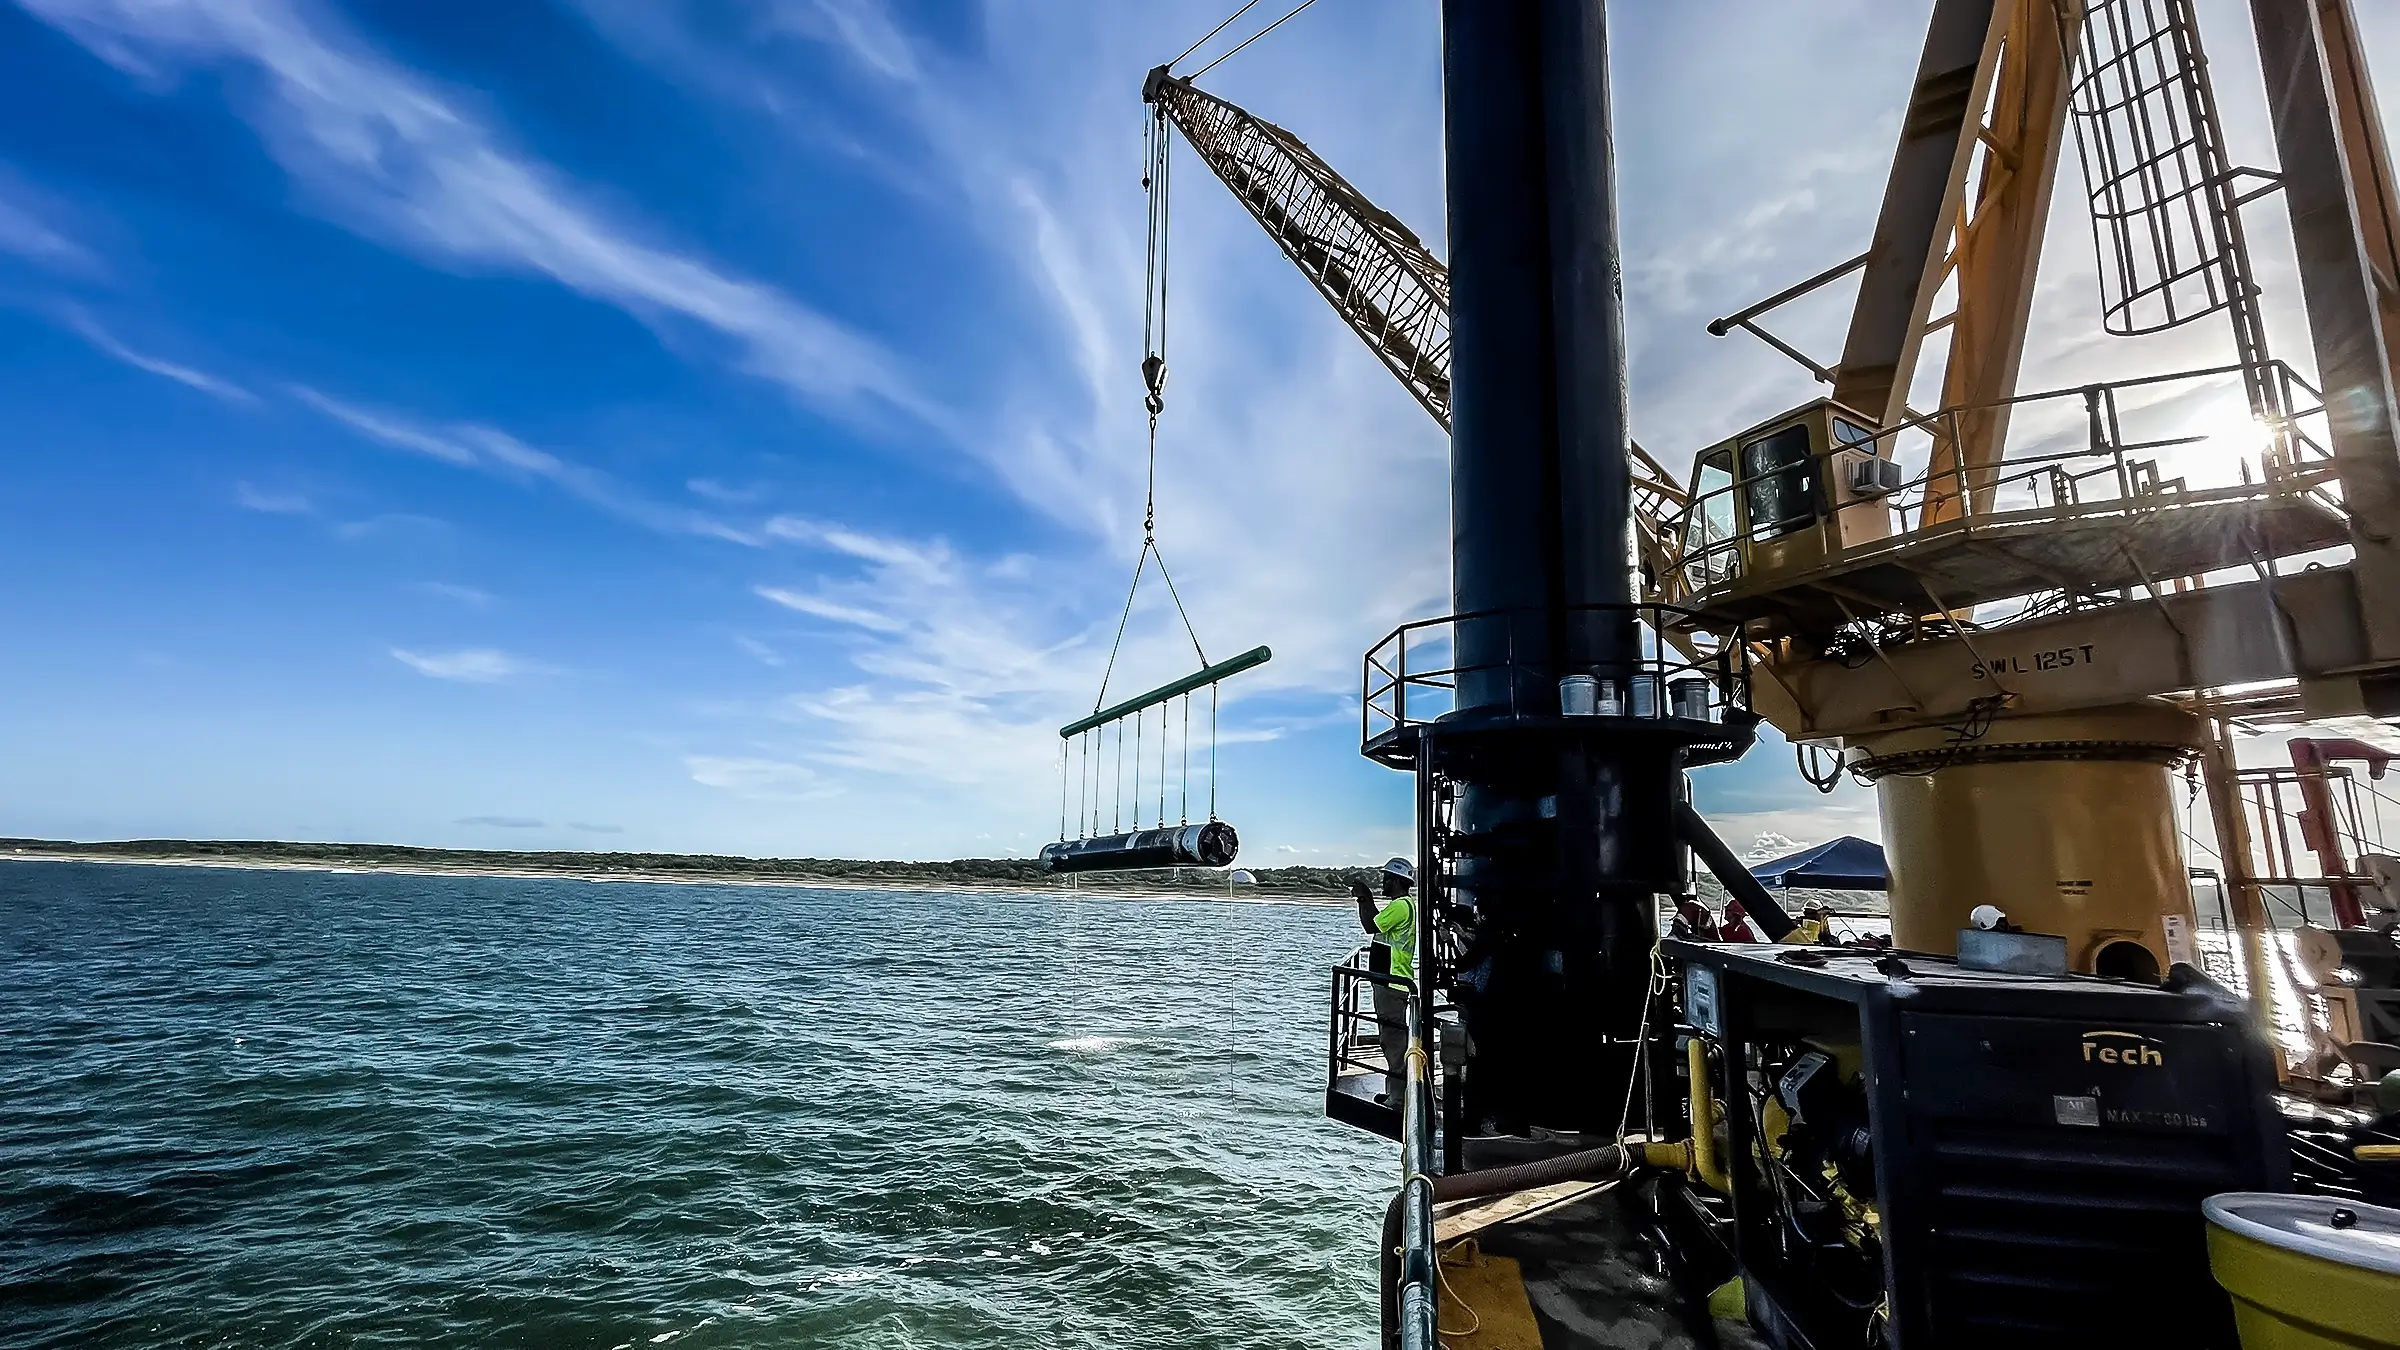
top-left (1559, 674), bottom-right (1598, 716)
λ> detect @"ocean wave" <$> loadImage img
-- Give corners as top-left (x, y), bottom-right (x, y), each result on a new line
top-left (0, 861), bottom-right (1387, 1349)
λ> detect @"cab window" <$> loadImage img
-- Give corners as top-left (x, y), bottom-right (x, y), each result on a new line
top-left (1689, 448), bottom-right (1739, 587)
top-left (1741, 423), bottom-right (1817, 541)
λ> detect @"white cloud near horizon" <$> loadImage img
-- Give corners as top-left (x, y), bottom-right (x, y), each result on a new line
top-left (18, 0), bottom-right (938, 434)
top-left (684, 755), bottom-right (835, 800)
top-left (390, 647), bottom-right (538, 683)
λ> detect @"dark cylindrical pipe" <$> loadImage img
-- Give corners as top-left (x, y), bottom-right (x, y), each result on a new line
top-left (1443, 0), bottom-right (1557, 716)
top-left (1438, 0), bottom-right (1676, 1133)
top-left (1038, 822), bottom-right (1237, 874)
top-left (1675, 801), bottom-right (1797, 940)
top-left (1539, 0), bottom-right (1637, 677)
top-left (1444, 0), bottom-right (1637, 713)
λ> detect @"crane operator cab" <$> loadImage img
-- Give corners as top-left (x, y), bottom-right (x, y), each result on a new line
top-left (1674, 398), bottom-right (1901, 605)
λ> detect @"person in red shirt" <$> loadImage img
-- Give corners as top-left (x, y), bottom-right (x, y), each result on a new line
top-left (1719, 898), bottom-right (1760, 943)
top-left (1671, 897), bottom-right (1721, 941)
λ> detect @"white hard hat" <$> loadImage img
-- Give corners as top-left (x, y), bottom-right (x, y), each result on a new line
top-left (1381, 857), bottom-right (1415, 882)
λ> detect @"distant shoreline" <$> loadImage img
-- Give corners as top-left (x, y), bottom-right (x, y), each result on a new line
top-left (0, 839), bottom-right (1361, 904)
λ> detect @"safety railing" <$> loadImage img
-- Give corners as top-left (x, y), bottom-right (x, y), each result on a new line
top-left (1361, 602), bottom-right (1751, 754)
top-left (1666, 360), bottom-right (2343, 601)
top-left (1328, 945), bottom-right (1413, 1100)
top-left (2231, 764), bottom-right (2394, 928)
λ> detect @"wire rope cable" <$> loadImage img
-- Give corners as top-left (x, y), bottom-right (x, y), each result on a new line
top-left (1165, 0), bottom-right (1264, 72)
top-left (1188, 0), bottom-right (1320, 80)
top-left (1614, 941), bottom-right (1670, 1146)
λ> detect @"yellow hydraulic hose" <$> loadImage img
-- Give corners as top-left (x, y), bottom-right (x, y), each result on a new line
top-left (1636, 1037), bottom-right (1732, 1194)
top-left (1688, 1036), bottom-right (1729, 1192)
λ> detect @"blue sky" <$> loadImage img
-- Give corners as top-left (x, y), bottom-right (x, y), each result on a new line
top-left (0, 0), bottom-right (2390, 863)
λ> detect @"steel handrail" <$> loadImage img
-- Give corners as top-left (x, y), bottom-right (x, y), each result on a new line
top-left (1329, 948), bottom-right (1421, 1095)
top-left (1665, 361), bottom-right (2341, 597)
top-left (1360, 602), bottom-right (1750, 746)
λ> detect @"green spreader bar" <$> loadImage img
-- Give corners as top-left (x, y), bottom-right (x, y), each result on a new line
top-left (1060, 645), bottom-right (1272, 739)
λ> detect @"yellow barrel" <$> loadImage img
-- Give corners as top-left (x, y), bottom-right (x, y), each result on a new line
top-left (2204, 1193), bottom-right (2400, 1348)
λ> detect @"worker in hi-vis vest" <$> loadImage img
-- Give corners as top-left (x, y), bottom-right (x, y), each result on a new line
top-left (1352, 857), bottom-right (1416, 1106)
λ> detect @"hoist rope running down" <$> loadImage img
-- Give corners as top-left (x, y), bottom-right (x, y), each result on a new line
top-left (1038, 61), bottom-right (1276, 877)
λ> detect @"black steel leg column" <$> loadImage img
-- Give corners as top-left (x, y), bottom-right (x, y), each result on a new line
top-left (1433, 0), bottom-right (1687, 1135)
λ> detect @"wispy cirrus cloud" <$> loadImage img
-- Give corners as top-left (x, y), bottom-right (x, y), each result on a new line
top-left (0, 186), bottom-right (95, 273)
top-left (63, 308), bottom-right (256, 403)
top-left (456, 814), bottom-right (544, 828)
top-left (686, 477), bottom-right (767, 506)
top-left (684, 755), bottom-right (834, 800)
top-left (390, 647), bottom-right (539, 683)
top-left (294, 387), bottom-right (757, 543)
top-left (411, 581), bottom-right (495, 608)
top-left (335, 511), bottom-right (445, 542)
top-left (731, 634), bottom-right (783, 667)
top-left (754, 585), bottom-right (907, 634)
top-left (585, 3), bottom-right (1448, 822)
top-left (20, 0), bottom-right (937, 432)
top-left (737, 517), bottom-right (1104, 792)
top-left (233, 482), bottom-right (311, 514)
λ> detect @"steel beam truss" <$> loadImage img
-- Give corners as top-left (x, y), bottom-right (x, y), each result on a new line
top-left (1145, 70), bottom-right (1454, 427)
top-left (1145, 69), bottom-right (1691, 599)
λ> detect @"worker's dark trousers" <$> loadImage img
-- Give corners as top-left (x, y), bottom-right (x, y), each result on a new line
top-left (1372, 981), bottom-right (1410, 1104)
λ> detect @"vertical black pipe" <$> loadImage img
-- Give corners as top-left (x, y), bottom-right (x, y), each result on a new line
top-left (1443, 0), bottom-right (1557, 717)
top-left (1439, 0), bottom-right (1676, 1134)
top-left (1444, 0), bottom-right (1637, 711)
top-left (1539, 0), bottom-right (1636, 669)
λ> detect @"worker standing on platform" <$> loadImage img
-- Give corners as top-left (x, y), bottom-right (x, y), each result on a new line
top-left (1353, 858), bottom-right (1416, 1106)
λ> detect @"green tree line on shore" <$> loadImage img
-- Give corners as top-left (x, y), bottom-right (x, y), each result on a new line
top-left (0, 838), bottom-right (1377, 895)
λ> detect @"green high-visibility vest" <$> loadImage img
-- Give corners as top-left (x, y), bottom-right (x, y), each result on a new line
top-left (1374, 894), bottom-right (1415, 982)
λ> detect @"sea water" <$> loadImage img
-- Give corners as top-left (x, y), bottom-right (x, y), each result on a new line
top-left (0, 862), bottom-right (1386, 1348)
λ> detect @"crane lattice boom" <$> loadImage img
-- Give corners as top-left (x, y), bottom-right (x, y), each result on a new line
top-left (1144, 68), bottom-right (1452, 427)
top-left (1143, 67), bottom-right (1688, 590)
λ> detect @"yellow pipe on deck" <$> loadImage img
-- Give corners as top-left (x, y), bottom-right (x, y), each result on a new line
top-left (1637, 1037), bottom-right (1732, 1194)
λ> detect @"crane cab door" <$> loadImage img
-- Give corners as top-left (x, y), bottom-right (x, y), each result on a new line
top-left (1685, 446), bottom-right (1743, 591)
top-left (1674, 401), bottom-right (1897, 599)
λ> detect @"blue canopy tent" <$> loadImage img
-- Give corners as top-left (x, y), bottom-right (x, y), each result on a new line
top-left (1749, 836), bottom-right (1888, 891)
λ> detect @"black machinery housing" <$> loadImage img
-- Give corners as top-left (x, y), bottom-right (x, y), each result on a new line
top-left (1667, 939), bottom-right (2289, 1350)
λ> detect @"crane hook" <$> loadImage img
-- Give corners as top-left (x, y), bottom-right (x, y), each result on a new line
top-left (1141, 352), bottom-right (1168, 416)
